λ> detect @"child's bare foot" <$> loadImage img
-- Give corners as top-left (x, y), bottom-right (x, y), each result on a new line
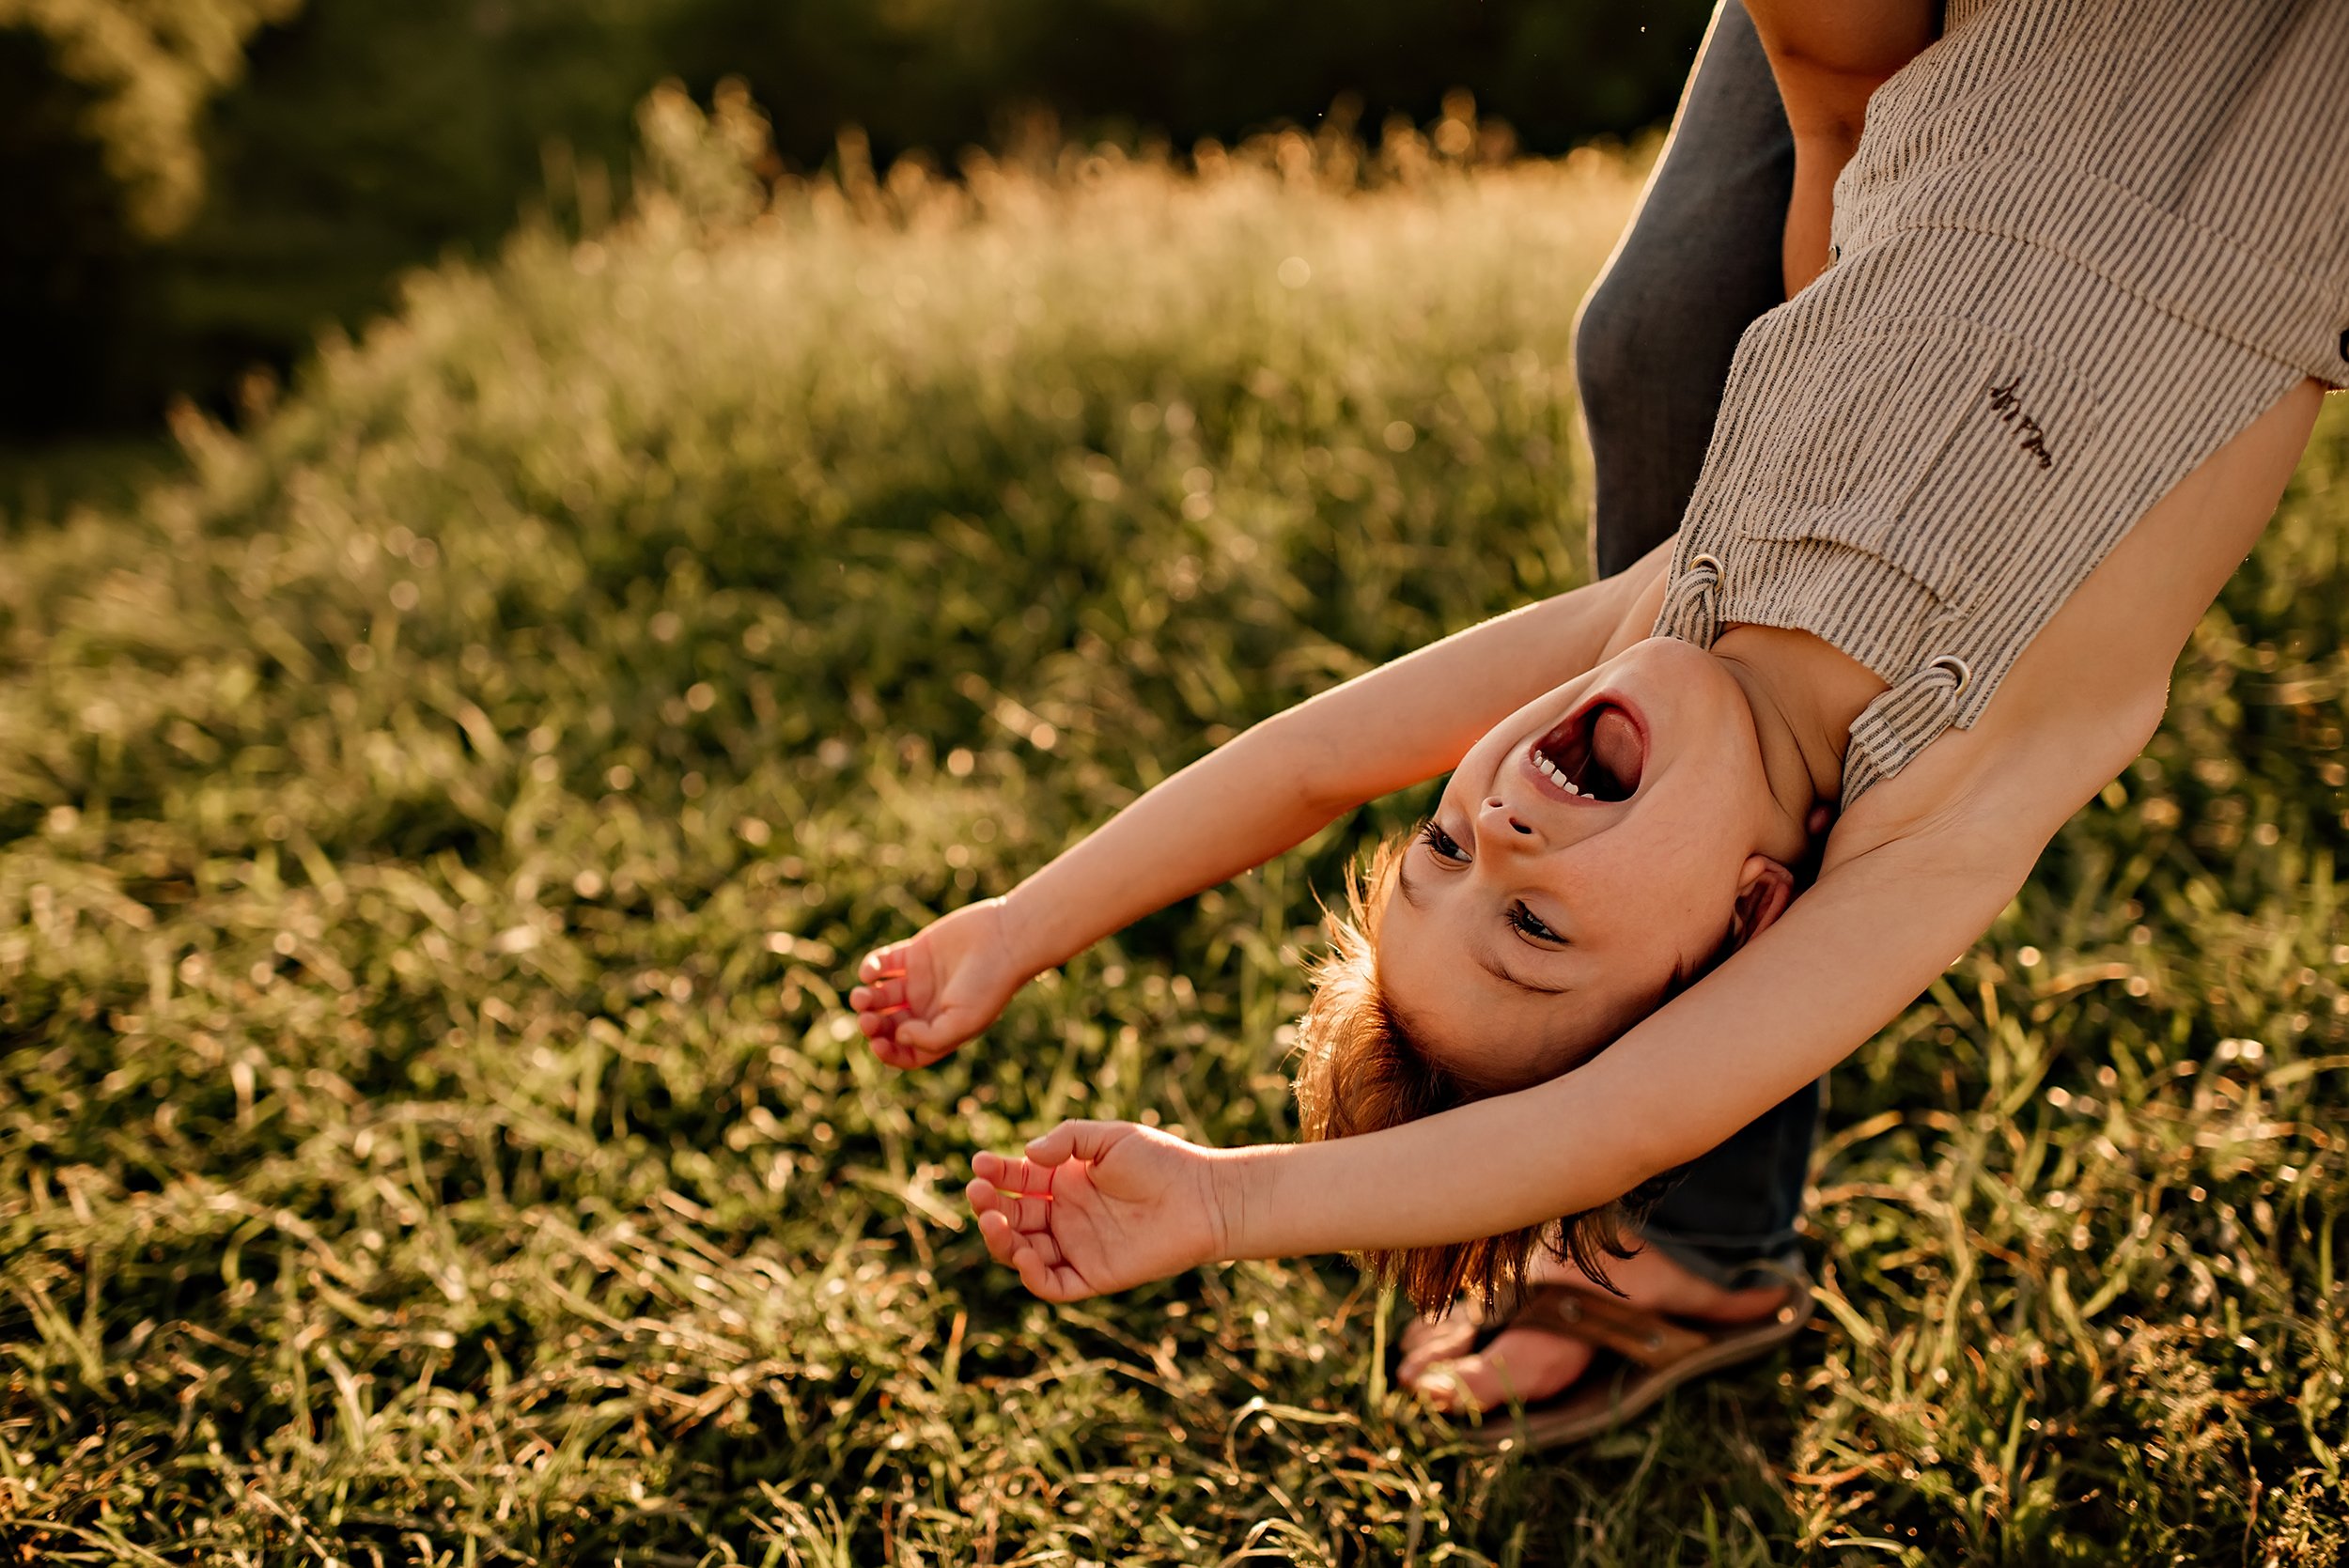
top-left (1395, 1246), bottom-right (1792, 1414)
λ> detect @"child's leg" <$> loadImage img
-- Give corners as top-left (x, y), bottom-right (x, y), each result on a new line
top-left (1574, 0), bottom-right (1794, 580)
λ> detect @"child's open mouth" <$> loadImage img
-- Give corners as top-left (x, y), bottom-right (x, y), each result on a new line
top-left (1527, 698), bottom-right (1646, 803)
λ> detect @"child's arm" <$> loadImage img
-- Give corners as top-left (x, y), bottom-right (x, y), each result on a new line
top-left (971, 369), bottom-right (2326, 1286)
top-left (966, 700), bottom-right (2139, 1293)
top-left (1219, 757), bottom-right (2101, 1264)
top-left (853, 545), bottom-right (1669, 1067)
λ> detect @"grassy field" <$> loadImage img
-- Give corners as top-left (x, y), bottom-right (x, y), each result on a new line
top-left (4, 89), bottom-right (2349, 1565)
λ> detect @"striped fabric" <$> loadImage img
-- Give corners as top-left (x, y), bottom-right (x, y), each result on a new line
top-left (1654, 0), bottom-right (2349, 809)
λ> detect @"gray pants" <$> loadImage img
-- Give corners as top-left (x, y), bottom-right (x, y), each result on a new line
top-left (1576, 0), bottom-right (1821, 1288)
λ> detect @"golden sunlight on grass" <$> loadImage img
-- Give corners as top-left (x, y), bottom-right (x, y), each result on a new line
top-left (2, 86), bottom-right (2346, 1565)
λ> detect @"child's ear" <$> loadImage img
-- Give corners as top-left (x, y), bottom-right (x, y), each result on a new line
top-left (1728, 855), bottom-right (1797, 952)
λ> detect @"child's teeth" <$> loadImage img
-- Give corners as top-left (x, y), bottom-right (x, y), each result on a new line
top-left (1534, 749), bottom-right (1581, 794)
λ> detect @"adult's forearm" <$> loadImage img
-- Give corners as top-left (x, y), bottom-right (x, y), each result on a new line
top-left (1783, 133), bottom-right (1854, 294)
top-left (1745, 0), bottom-right (1937, 293)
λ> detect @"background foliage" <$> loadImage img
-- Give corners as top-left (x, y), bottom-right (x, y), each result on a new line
top-left (7, 93), bottom-right (2349, 1565)
top-left (0, 0), bottom-right (1711, 435)
top-left (0, 0), bottom-right (299, 432)
top-left (0, 0), bottom-right (303, 238)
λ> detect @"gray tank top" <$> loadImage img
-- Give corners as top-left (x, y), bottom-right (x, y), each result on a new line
top-left (1654, 0), bottom-right (2349, 810)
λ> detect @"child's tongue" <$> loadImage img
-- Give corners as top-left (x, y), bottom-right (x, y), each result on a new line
top-left (1590, 706), bottom-right (1642, 793)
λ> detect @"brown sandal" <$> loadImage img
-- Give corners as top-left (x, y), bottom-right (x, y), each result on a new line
top-left (1442, 1277), bottom-right (1814, 1451)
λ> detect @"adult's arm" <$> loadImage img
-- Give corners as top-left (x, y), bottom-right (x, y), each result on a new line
top-left (1745, 0), bottom-right (1939, 291)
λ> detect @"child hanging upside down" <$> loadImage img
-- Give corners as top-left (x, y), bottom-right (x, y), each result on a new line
top-left (850, 0), bottom-right (2349, 1447)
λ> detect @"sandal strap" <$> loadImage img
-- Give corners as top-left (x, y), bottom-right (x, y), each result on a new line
top-left (1504, 1283), bottom-right (1721, 1371)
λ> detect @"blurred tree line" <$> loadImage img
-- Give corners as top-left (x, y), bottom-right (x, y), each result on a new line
top-left (3, 0), bottom-right (1709, 437)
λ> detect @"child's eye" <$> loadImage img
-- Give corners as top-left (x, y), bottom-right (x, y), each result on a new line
top-left (1510, 901), bottom-right (1563, 944)
top-left (1417, 819), bottom-right (1468, 862)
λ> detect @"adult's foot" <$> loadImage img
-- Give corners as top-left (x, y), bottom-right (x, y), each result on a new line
top-left (1395, 1246), bottom-right (1792, 1415)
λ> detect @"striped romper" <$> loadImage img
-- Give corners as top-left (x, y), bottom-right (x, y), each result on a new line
top-left (1654, 0), bottom-right (2349, 810)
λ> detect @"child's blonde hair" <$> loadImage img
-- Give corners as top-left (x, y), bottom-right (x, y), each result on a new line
top-left (1289, 835), bottom-right (1682, 1315)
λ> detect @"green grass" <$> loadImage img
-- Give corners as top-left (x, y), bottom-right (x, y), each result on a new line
top-left (3, 92), bottom-right (2348, 1565)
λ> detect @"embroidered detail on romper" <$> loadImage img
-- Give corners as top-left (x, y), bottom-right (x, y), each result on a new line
top-left (1985, 375), bottom-right (2055, 470)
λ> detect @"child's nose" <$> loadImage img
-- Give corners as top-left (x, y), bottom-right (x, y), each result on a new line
top-left (1485, 797), bottom-right (1534, 835)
